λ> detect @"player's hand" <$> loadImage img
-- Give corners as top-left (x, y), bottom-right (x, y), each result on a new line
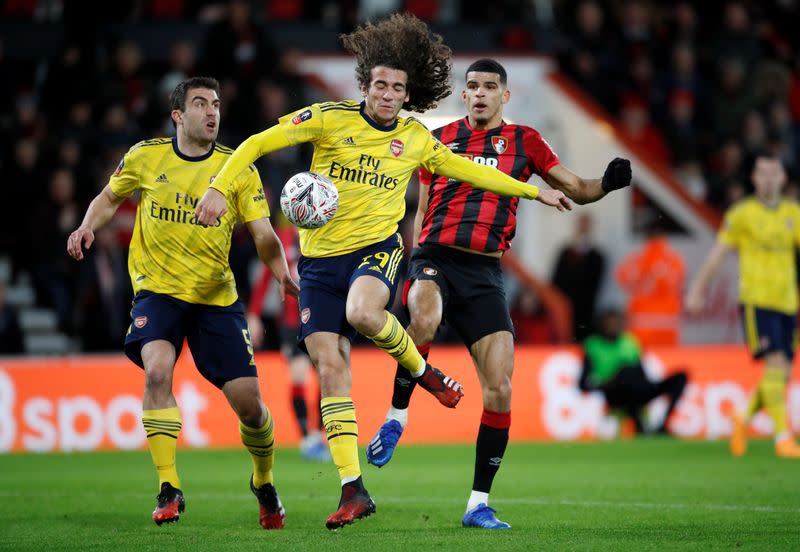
top-left (601, 158), bottom-right (632, 193)
top-left (278, 275), bottom-right (300, 300)
top-left (67, 226), bottom-right (95, 261)
top-left (536, 189), bottom-right (572, 212)
top-left (684, 288), bottom-right (705, 315)
top-left (246, 313), bottom-right (265, 349)
top-left (195, 187), bottom-right (228, 226)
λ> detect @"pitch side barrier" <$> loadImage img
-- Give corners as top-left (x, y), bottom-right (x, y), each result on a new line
top-left (1, 346), bottom-right (798, 453)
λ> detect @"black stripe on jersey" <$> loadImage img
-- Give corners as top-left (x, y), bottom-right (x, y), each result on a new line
top-left (320, 101), bottom-right (360, 112)
top-left (214, 143), bottom-right (235, 154)
top-left (453, 129), bottom-right (495, 249)
top-left (135, 138), bottom-right (171, 149)
top-left (320, 106), bottom-right (360, 112)
top-left (425, 122), bottom-right (465, 244)
top-left (485, 128), bottom-right (526, 250)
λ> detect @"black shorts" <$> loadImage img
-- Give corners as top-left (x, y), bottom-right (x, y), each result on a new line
top-left (740, 304), bottom-right (797, 361)
top-left (297, 233), bottom-right (404, 350)
top-left (407, 244), bottom-right (513, 347)
top-left (124, 291), bottom-right (257, 389)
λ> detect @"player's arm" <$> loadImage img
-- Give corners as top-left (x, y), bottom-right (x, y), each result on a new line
top-left (67, 185), bottom-right (125, 261)
top-left (684, 240), bottom-right (734, 313)
top-left (413, 175), bottom-right (432, 246)
top-left (435, 154), bottom-right (572, 211)
top-left (246, 217), bottom-right (300, 301)
top-left (544, 158), bottom-right (631, 205)
top-left (246, 266), bottom-right (272, 349)
top-left (196, 126), bottom-right (293, 226)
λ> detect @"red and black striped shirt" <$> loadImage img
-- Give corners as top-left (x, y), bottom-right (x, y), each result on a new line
top-left (418, 117), bottom-right (559, 252)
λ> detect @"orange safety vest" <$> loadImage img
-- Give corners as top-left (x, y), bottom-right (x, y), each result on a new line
top-left (616, 238), bottom-right (685, 347)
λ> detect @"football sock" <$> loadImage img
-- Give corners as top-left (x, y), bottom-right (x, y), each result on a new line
top-left (385, 406), bottom-right (408, 427)
top-left (240, 410), bottom-right (275, 488)
top-left (390, 343), bottom-right (430, 410)
top-left (366, 312), bottom-right (426, 376)
top-left (759, 366), bottom-right (788, 440)
top-left (466, 491), bottom-right (490, 513)
top-left (472, 410), bottom-right (510, 498)
top-left (142, 406), bottom-right (182, 489)
top-left (321, 397), bottom-right (360, 483)
top-left (291, 383), bottom-right (309, 437)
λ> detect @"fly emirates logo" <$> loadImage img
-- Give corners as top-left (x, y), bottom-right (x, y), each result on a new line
top-left (329, 154), bottom-right (399, 190)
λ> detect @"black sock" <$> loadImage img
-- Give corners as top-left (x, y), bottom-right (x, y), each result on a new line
top-left (472, 411), bottom-right (510, 493)
top-left (291, 385), bottom-right (308, 437)
top-left (390, 349), bottom-right (429, 409)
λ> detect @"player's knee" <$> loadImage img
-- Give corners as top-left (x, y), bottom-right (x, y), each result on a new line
top-left (407, 316), bottom-right (438, 344)
top-left (345, 303), bottom-right (383, 336)
top-left (144, 365), bottom-right (173, 393)
top-left (483, 375), bottom-right (512, 406)
top-left (236, 401), bottom-right (266, 428)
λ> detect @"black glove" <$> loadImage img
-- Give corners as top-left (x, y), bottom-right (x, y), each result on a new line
top-left (601, 157), bottom-right (632, 193)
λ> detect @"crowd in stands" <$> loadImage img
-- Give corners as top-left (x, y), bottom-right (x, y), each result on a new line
top-left (1, 1), bottom-right (799, 353)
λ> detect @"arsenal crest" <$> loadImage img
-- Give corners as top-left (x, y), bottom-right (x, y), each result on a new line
top-left (390, 139), bottom-right (404, 157)
top-left (134, 316), bottom-right (148, 329)
top-left (491, 135), bottom-right (508, 155)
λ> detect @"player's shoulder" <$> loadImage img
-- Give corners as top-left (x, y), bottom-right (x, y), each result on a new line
top-left (317, 100), bottom-right (361, 113)
top-left (128, 137), bottom-right (172, 155)
top-left (725, 197), bottom-right (756, 218)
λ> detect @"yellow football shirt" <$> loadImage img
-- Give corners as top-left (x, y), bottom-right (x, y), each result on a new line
top-left (109, 138), bottom-right (268, 306)
top-left (276, 101), bottom-right (452, 257)
top-left (718, 197), bottom-right (800, 313)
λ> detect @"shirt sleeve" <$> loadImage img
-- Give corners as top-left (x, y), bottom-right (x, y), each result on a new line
top-left (717, 206), bottom-right (741, 247)
top-left (276, 104), bottom-right (325, 146)
top-left (524, 127), bottom-right (560, 176)
top-left (232, 165), bottom-right (270, 223)
top-left (418, 167), bottom-right (432, 186)
top-left (108, 145), bottom-right (142, 197)
top-left (417, 130), bottom-right (454, 174)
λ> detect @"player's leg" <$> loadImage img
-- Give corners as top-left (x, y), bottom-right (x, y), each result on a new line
top-left (223, 377), bottom-right (285, 529)
top-left (188, 303), bottom-right (284, 528)
top-left (305, 331), bottom-right (376, 529)
top-left (366, 278), bottom-right (443, 467)
top-left (653, 371), bottom-right (688, 433)
top-left (462, 330), bottom-right (513, 530)
top-left (124, 291), bottom-right (188, 526)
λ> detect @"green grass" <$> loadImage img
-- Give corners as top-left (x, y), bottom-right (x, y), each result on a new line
top-left (1, 440), bottom-right (798, 551)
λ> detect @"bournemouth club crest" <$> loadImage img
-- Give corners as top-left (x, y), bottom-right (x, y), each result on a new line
top-left (390, 139), bottom-right (404, 157)
top-left (491, 135), bottom-right (508, 155)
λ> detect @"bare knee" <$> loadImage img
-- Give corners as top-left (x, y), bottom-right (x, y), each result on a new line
top-left (236, 400), bottom-right (266, 428)
top-left (482, 376), bottom-right (512, 411)
top-left (144, 362), bottom-right (174, 396)
top-left (407, 313), bottom-right (438, 344)
top-left (345, 301), bottom-right (385, 336)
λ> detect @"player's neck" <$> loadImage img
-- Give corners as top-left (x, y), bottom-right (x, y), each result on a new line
top-left (757, 194), bottom-right (780, 209)
top-left (467, 115), bottom-right (502, 131)
top-left (175, 132), bottom-right (213, 157)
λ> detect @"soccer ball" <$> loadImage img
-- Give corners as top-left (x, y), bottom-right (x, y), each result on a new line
top-left (279, 172), bottom-right (339, 229)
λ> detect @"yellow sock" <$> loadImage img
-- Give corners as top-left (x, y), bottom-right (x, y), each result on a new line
top-left (142, 407), bottom-right (182, 489)
top-left (321, 397), bottom-right (360, 482)
top-left (759, 366), bottom-right (788, 436)
top-left (240, 410), bottom-right (275, 488)
top-left (366, 311), bottom-right (425, 375)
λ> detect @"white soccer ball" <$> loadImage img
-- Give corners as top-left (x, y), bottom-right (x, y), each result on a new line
top-left (279, 172), bottom-right (339, 229)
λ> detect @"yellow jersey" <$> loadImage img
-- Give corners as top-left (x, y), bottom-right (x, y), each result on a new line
top-left (718, 197), bottom-right (800, 314)
top-left (277, 101), bottom-right (452, 257)
top-left (109, 138), bottom-right (268, 306)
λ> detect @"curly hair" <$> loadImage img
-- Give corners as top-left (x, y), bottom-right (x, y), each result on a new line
top-left (340, 13), bottom-right (452, 113)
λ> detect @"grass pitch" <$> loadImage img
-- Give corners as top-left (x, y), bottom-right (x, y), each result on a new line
top-left (1, 439), bottom-right (798, 551)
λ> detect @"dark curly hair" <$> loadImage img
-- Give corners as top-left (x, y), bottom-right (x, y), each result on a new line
top-left (340, 13), bottom-right (452, 113)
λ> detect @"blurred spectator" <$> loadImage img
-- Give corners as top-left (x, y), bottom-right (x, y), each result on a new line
top-left (673, 159), bottom-right (708, 201)
top-left (0, 280), bottom-right (24, 354)
top-left (6, 138), bottom-right (45, 278)
top-left (713, 1), bottom-right (760, 70)
top-left (74, 227), bottom-right (131, 351)
top-left (551, 213), bottom-right (606, 342)
top-left (707, 138), bottom-right (746, 207)
top-left (510, 288), bottom-right (558, 344)
top-left (563, 49), bottom-right (617, 114)
top-left (662, 89), bottom-right (702, 165)
top-left (30, 168), bottom-right (80, 331)
top-left (618, 93), bottom-right (670, 166)
top-left (616, 226), bottom-right (685, 347)
top-left (39, 42), bottom-right (93, 127)
top-left (578, 308), bottom-right (688, 435)
top-left (100, 41), bottom-right (152, 118)
top-left (712, 57), bottom-right (753, 138)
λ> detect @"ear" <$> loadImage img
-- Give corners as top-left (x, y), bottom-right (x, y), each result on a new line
top-left (171, 110), bottom-right (182, 126)
top-left (502, 88), bottom-right (511, 105)
top-left (461, 88), bottom-right (467, 105)
top-left (360, 85), bottom-right (368, 98)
